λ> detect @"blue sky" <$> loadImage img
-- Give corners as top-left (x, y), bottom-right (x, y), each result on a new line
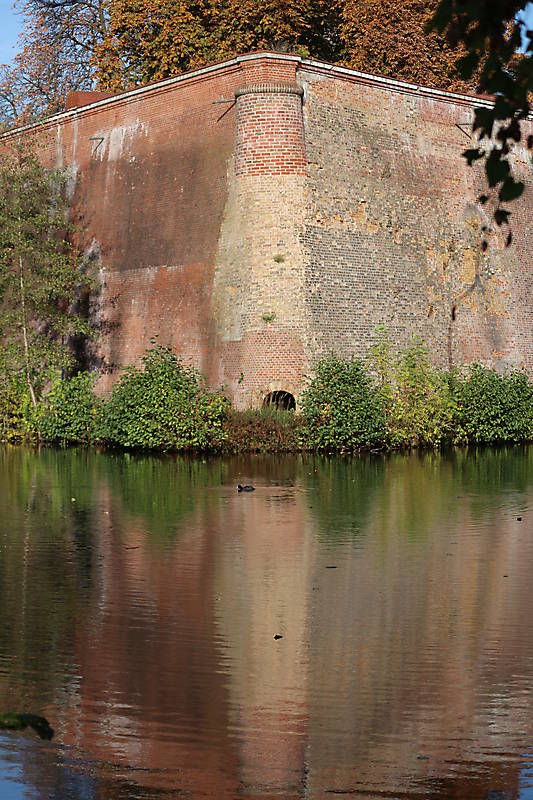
top-left (0, 2), bottom-right (532, 65)
top-left (0, 0), bottom-right (22, 65)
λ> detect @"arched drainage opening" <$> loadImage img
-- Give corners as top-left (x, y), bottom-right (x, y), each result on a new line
top-left (263, 391), bottom-right (296, 411)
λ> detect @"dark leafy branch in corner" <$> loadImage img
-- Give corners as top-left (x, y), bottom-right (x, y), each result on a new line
top-left (428, 0), bottom-right (533, 241)
top-left (0, 713), bottom-right (54, 740)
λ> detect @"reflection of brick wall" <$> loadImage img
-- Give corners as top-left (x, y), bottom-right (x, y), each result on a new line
top-left (4, 52), bottom-right (533, 407)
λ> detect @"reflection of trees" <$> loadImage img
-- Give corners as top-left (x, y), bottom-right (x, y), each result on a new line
top-left (1, 446), bottom-right (533, 799)
top-left (93, 452), bottom-right (225, 539)
top-left (453, 445), bottom-right (533, 504)
top-left (303, 454), bottom-right (386, 542)
top-left (305, 448), bottom-right (533, 799)
top-left (306, 447), bottom-right (533, 547)
top-left (0, 447), bottom-right (96, 711)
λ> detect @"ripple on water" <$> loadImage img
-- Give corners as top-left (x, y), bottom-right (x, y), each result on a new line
top-left (0, 447), bottom-right (533, 798)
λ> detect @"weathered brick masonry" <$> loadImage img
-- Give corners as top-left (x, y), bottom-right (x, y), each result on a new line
top-left (6, 53), bottom-right (533, 406)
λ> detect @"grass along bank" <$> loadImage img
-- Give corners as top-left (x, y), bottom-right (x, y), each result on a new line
top-left (2, 336), bottom-right (533, 453)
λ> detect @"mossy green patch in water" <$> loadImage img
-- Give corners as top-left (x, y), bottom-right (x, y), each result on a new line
top-left (0, 713), bottom-right (54, 740)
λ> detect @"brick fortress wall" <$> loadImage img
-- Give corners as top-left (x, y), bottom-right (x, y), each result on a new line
top-left (298, 63), bottom-right (533, 377)
top-left (5, 53), bottom-right (533, 406)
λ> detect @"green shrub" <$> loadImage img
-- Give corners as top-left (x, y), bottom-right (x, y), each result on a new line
top-left (99, 346), bottom-right (229, 451)
top-left (389, 338), bottom-right (456, 449)
top-left (3, 334), bottom-right (533, 455)
top-left (454, 364), bottom-right (533, 444)
top-left (224, 406), bottom-right (304, 452)
top-left (368, 330), bottom-right (458, 449)
top-left (301, 354), bottom-right (385, 451)
top-left (0, 375), bottom-right (34, 442)
top-left (37, 372), bottom-right (101, 445)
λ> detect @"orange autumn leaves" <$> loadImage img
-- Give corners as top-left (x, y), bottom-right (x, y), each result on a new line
top-left (98, 0), bottom-right (474, 90)
top-left (341, 0), bottom-right (476, 92)
top-left (2, 0), bottom-right (477, 124)
top-left (97, 0), bottom-right (338, 88)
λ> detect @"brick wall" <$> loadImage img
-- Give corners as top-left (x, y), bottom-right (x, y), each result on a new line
top-left (299, 63), bottom-right (533, 376)
top-left (4, 53), bottom-right (533, 407)
top-left (235, 85), bottom-right (305, 176)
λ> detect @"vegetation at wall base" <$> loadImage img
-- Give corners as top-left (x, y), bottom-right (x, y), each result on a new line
top-left (223, 406), bottom-right (304, 454)
top-left (0, 372), bottom-right (33, 443)
top-left (0, 144), bottom-right (94, 440)
top-left (300, 353), bottom-right (386, 453)
top-left (1, 339), bottom-right (533, 454)
top-left (37, 372), bottom-right (102, 446)
top-left (368, 330), bottom-right (458, 449)
top-left (98, 346), bottom-right (229, 452)
top-left (453, 364), bottom-right (533, 446)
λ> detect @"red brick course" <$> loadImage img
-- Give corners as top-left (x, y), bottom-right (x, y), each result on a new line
top-left (235, 85), bottom-right (306, 176)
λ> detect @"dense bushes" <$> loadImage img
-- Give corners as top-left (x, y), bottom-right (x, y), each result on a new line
top-left (37, 372), bottom-right (101, 446)
top-left (453, 364), bottom-right (533, 445)
top-left (299, 337), bottom-right (533, 451)
top-left (0, 375), bottom-right (32, 443)
top-left (10, 346), bottom-right (230, 451)
top-left (367, 331), bottom-right (457, 449)
top-left (300, 354), bottom-right (385, 451)
top-left (1, 339), bottom-right (533, 453)
top-left (99, 347), bottom-right (229, 451)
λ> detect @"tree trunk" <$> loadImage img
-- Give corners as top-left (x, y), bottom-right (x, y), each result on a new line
top-left (19, 258), bottom-right (37, 409)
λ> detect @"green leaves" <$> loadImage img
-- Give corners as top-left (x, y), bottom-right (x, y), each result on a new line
top-left (301, 331), bottom-right (533, 452)
top-left (457, 50), bottom-right (480, 80)
top-left (369, 332), bottom-right (457, 449)
top-left (300, 353), bottom-right (386, 452)
top-left (485, 148), bottom-right (510, 187)
top-left (37, 372), bottom-right (102, 446)
top-left (98, 346), bottom-right (229, 452)
top-left (429, 0), bottom-right (533, 231)
top-left (3, 337), bottom-right (533, 453)
top-left (498, 177), bottom-right (525, 203)
top-left (463, 147), bottom-right (484, 166)
top-left (453, 364), bottom-right (533, 444)
top-left (0, 143), bottom-right (93, 402)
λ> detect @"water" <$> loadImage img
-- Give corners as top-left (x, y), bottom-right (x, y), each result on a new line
top-left (0, 445), bottom-right (533, 799)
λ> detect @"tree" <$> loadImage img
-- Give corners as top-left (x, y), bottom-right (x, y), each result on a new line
top-left (0, 142), bottom-right (92, 408)
top-left (430, 1), bottom-right (533, 233)
top-left (340, 0), bottom-right (478, 92)
top-left (1, 0), bottom-right (480, 110)
top-left (97, 0), bottom-right (343, 90)
top-left (94, 0), bottom-right (479, 91)
top-left (0, 0), bottom-right (109, 125)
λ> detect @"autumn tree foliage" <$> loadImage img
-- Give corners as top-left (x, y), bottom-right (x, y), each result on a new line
top-left (97, 0), bottom-right (470, 91)
top-left (340, 0), bottom-right (476, 92)
top-left (0, 0), bottom-right (486, 123)
top-left (97, 0), bottom-right (343, 90)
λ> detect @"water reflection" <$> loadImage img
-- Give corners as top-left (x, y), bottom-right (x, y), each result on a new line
top-left (0, 446), bottom-right (532, 798)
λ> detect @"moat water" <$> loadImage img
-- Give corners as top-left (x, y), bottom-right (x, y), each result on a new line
top-left (1, 445), bottom-right (533, 799)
